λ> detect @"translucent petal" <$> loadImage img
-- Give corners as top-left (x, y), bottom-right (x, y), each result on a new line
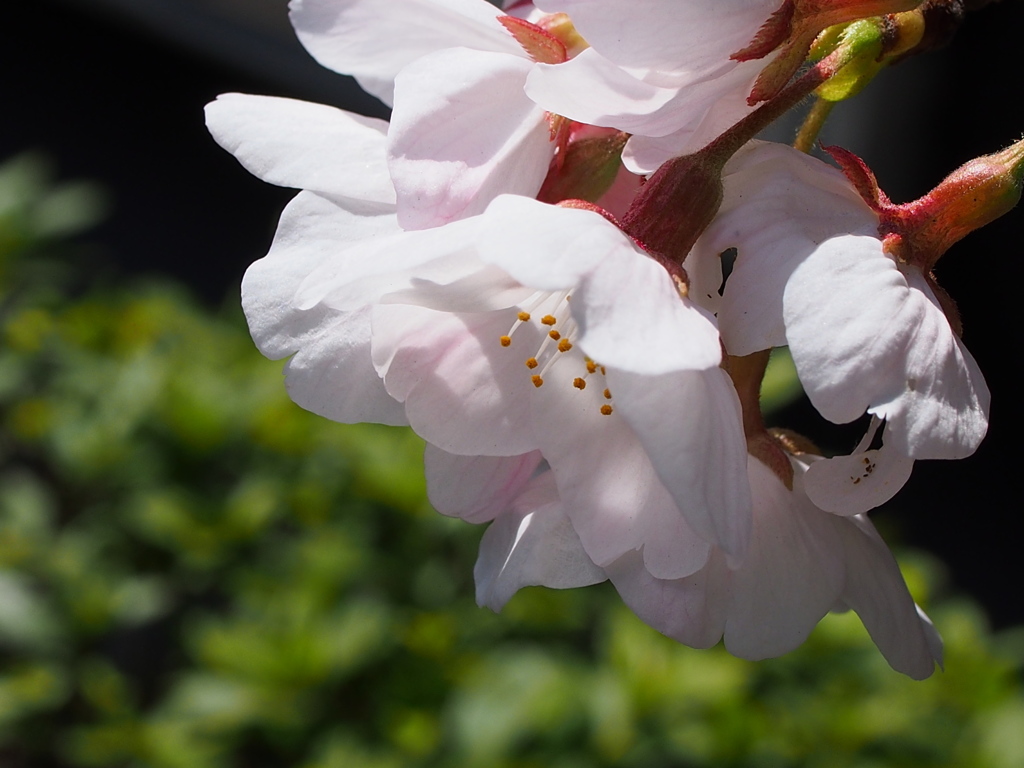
top-left (475, 472), bottom-right (607, 610)
top-left (389, 49), bottom-right (552, 229)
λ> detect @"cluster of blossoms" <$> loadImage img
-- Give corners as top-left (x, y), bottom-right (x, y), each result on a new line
top-left (207, 0), bottom-right (1022, 678)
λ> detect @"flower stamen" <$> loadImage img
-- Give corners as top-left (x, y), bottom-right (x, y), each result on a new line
top-left (497, 293), bottom-right (609, 406)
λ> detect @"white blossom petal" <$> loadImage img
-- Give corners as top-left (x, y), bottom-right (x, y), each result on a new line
top-left (205, 94), bottom-right (394, 205)
top-left (371, 303), bottom-right (539, 456)
top-left (835, 515), bottom-right (942, 679)
top-left (475, 472), bottom-right (607, 611)
top-left (529, 52), bottom-right (761, 144)
top-left (294, 216), bottom-right (486, 312)
top-left (534, 0), bottom-right (773, 75)
top-left (692, 142), bottom-right (877, 354)
top-left (785, 236), bottom-right (989, 457)
top-left (803, 441), bottom-right (915, 515)
top-left (530, 369), bottom-right (712, 579)
top-left (242, 192), bottom-right (406, 426)
top-left (620, 66), bottom-right (761, 173)
top-left (290, 0), bottom-right (520, 106)
top-left (389, 48), bottom-right (553, 229)
top-left (606, 548), bottom-right (729, 649)
top-left (722, 458), bottom-right (845, 659)
top-left (607, 367), bottom-right (751, 558)
top-left (525, 50), bottom-right (681, 135)
top-left (425, 445), bottom-right (543, 523)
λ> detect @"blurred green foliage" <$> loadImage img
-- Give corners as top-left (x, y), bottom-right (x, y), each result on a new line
top-left (1, 153), bottom-right (1023, 768)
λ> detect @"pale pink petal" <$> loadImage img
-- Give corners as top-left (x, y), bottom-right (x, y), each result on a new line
top-left (478, 195), bottom-right (616, 283)
top-left (281, 306), bottom-right (409, 426)
top-left (371, 303), bottom-right (539, 456)
top-left (380, 262), bottom-right (533, 314)
top-left (525, 50), bottom-right (680, 135)
top-left (205, 94), bottom-right (394, 204)
top-left (242, 192), bottom-right (406, 426)
top-left (606, 549), bottom-right (729, 649)
top-left (425, 445), bottom-right (543, 523)
top-left (480, 196), bottom-right (722, 373)
top-left (785, 237), bottom-right (989, 457)
top-left (290, 0), bottom-right (520, 106)
top-left (534, 0), bottom-right (773, 75)
top-left (722, 458), bottom-right (845, 659)
top-left (621, 65), bottom-right (761, 173)
top-left (525, 45), bottom-right (762, 142)
top-left (530, 367), bottom-right (712, 579)
top-left (389, 49), bottom-right (553, 229)
top-left (607, 367), bottom-right (751, 558)
top-left (475, 472), bottom-right (607, 611)
top-left (803, 442), bottom-right (915, 515)
top-left (575, 247), bottom-right (721, 374)
top-left (835, 515), bottom-right (942, 679)
top-left (294, 216), bottom-right (486, 312)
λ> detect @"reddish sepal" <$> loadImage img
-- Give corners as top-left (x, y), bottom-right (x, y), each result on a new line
top-left (498, 16), bottom-right (568, 65)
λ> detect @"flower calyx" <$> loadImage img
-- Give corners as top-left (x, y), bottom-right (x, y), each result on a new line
top-left (826, 140), bottom-right (1024, 274)
top-left (732, 0), bottom-right (922, 104)
top-left (619, 146), bottom-right (730, 273)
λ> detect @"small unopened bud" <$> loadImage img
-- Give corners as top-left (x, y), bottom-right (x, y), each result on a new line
top-left (904, 139), bottom-right (1024, 267)
top-left (733, 0), bottom-right (920, 103)
top-left (620, 148), bottom-right (728, 268)
top-left (814, 11), bottom-right (925, 101)
top-left (828, 139), bottom-right (1024, 271)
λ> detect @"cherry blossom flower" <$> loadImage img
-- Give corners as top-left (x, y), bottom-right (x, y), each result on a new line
top-left (691, 142), bottom-right (990, 514)
top-left (205, 0), bottom-right (970, 676)
top-left (363, 194), bottom-right (753, 567)
top-left (206, 91), bottom-right (753, 564)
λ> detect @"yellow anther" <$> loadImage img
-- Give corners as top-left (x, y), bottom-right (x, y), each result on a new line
top-left (600, 366), bottom-right (606, 375)
top-left (548, 330), bottom-right (561, 340)
top-left (525, 357), bottom-right (539, 369)
top-left (603, 389), bottom-right (612, 400)
top-left (557, 338), bottom-right (573, 352)
top-left (541, 315), bottom-right (557, 326)
top-left (499, 335), bottom-right (512, 347)
top-left (586, 360), bottom-right (598, 374)
top-left (517, 311), bottom-right (531, 321)
top-left (531, 375), bottom-right (545, 388)
top-left (600, 405), bottom-right (613, 416)
top-left (573, 377), bottom-right (586, 390)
